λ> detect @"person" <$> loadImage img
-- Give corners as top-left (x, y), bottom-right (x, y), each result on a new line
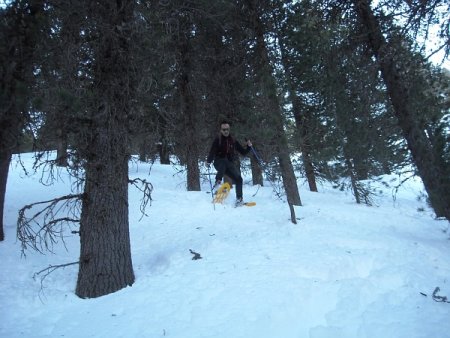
top-left (206, 121), bottom-right (252, 206)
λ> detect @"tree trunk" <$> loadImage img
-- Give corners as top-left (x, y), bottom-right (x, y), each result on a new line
top-left (0, 151), bottom-right (11, 241)
top-left (0, 1), bottom-right (45, 241)
top-left (250, 157), bottom-right (263, 186)
top-left (345, 156), bottom-right (361, 204)
top-left (178, 36), bottom-right (200, 191)
top-left (248, 0), bottom-right (302, 206)
top-left (159, 138), bottom-right (171, 165)
top-left (303, 146), bottom-right (318, 192)
top-left (55, 127), bottom-right (68, 167)
top-left (138, 139), bottom-right (148, 162)
top-left (294, 101), bottom-right (318, 192)
top-left (76, 125), bottom-right (134, 298)
top-left (158, 113), bottom-right (171, 165)
top-left (75, 0), bottom-right (135, 298)
top-left (353, 0), bottom-right (450, 220)
top-left (278, 147), bottom-right (302, 206)
top-left (276, 17), bottom-right (318, 193)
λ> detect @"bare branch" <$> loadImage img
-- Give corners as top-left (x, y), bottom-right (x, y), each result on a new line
top-left (432, 287), bottom-right (450, 303)
top-left (33, 261), bottom-right (79, 294)
top-left (17, 194), bottom-right (83, 256)
top-left (129, 178), bottom-right (153, 220)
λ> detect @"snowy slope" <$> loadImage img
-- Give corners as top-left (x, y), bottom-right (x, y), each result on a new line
top-left (1, 153), bottom-right (449, 338)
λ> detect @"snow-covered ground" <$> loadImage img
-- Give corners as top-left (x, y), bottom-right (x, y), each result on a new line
top-left (1, 153), bottom-right (449, 338)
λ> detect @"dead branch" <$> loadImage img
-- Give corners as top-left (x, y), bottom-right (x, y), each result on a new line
top-left (129, 178), bottom-right (153, 220)
top-left (33, 261), bottom-right (79, 292)
top-left (17, 193), bottom-right (83, 256)
top-left (432, 287), bottom-right (450, 303)
top-left (189, 249), bottom-right (202, 260)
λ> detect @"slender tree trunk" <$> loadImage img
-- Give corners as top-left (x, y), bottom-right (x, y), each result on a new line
top-left (353, 0), bottom-right (450, 220)
top-left (303, 145), bottom-right (318, 192)
top-left (0, 113), bottom-right (19, 243)
top-left (293, 99), bottom-right (318, 192)
top-left (251, 157), bottom-right (263, 186)
top-left (0, 151), bottom-right (11, 241)
top-left (159, 140), bottom-right (170, 164)
top-left (345, 155), bottom-right (361, 204)
top-left (248, 0), bottom-right (301, 206)
top-left (138, 139), bottom-right (148, 162)
top-left (276, 17), bottom-right (318, 192)
top-left (75, 0), bottom-right (135, 298)
top-left (55, 127), bottom-right (68, 167)
top-left (158, 113), bottom-right (171, 165)
top-left (178, 37), bottom-right (200, 191)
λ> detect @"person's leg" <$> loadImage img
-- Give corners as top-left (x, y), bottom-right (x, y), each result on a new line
top-left (213, 158), bottom-right (227, 184)
top-left (224, 162), bottom-right (243, 199)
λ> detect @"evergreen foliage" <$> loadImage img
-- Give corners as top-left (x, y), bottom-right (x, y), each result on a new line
top-left (1, 0), bottom-right (449, 295)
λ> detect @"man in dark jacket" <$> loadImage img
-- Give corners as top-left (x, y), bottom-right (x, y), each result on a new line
top-left (206, 121), bottom-right (252, 205)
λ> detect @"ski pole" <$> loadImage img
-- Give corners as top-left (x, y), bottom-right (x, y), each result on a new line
top-left (207, 164), bottom-right (216, 210)
top-left (249, 146), bottom-right (265, 167)
top-left (245, 138), bottom-right (264, 167)
top-left (247, 142), bottom-right (267, 170)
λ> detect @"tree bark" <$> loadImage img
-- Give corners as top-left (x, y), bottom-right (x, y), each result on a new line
top-left (353, 0), bottom-right (450, 220)
top-left (75, 0), bottom-right (135, 298)
top-left (76, 126), bottom-right (134, 298)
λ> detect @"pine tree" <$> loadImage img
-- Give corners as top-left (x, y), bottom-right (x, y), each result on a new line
top-left (352, 0), bottom-right (450, 220)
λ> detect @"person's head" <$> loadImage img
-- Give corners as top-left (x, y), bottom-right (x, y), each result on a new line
top-left (220, 120), bottom-right (230, 136)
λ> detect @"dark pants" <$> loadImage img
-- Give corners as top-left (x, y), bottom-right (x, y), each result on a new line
top-left (214, 157), bottom-right (243, 199)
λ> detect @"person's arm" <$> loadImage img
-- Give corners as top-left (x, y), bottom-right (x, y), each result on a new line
top-left (235, 139), bottom-right (252, 156)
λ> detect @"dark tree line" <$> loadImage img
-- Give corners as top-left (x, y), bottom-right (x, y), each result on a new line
top-left (1, 0), bottom-right (449, 297)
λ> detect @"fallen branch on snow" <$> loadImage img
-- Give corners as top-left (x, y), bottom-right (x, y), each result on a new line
top-left (432, 287), bottom-right (450, 303)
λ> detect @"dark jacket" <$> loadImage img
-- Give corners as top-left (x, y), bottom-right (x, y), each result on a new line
top-left (207, 135), bottom-right (250, 163)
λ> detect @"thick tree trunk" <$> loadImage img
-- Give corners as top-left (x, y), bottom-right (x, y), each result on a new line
top-left (76, 125), bottom-right (134, 298)
top-left (75, 0), bottom-right (135, 298)
top-left (353, 0), bottom-right (450, 220)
